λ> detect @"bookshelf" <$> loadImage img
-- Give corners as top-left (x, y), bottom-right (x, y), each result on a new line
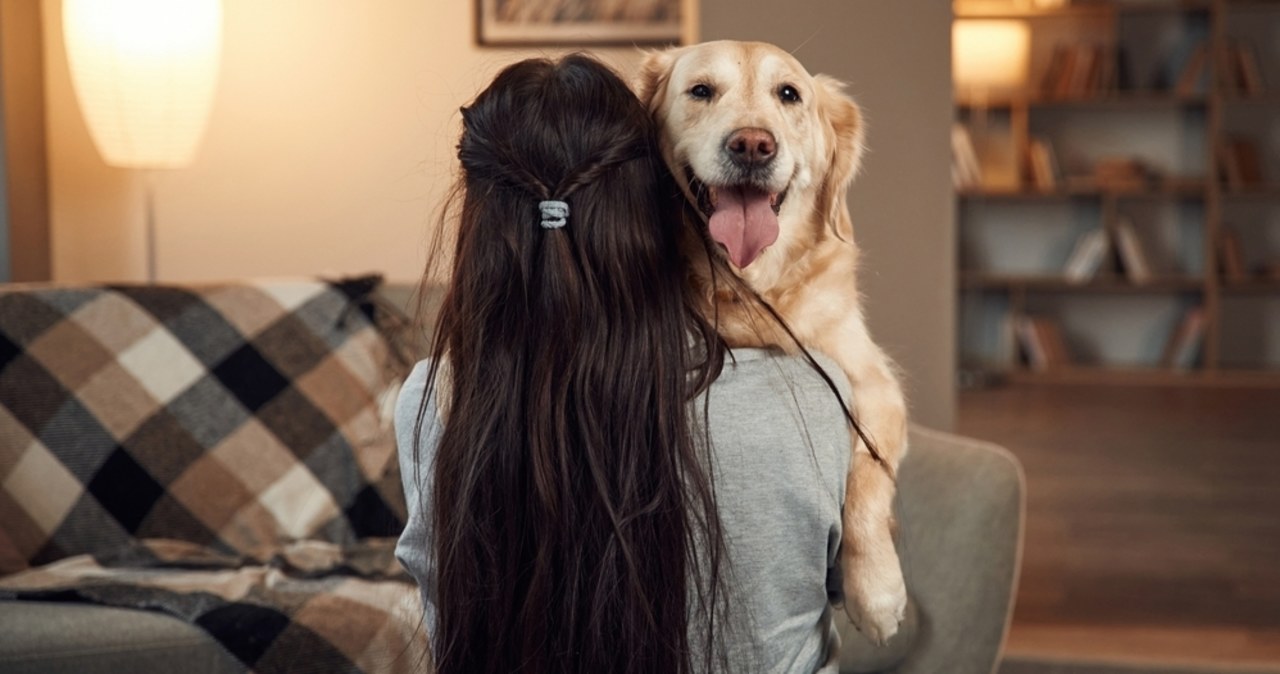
top-left (954, 0), bottom-right (1280, 385)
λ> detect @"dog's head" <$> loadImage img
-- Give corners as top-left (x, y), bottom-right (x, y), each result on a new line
top-left (639, 40), bottom-right (865, 270)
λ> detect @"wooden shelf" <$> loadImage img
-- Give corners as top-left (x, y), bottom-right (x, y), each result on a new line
top-left (1001, 365), bottom-right (1280, 387)
top-left (1221, 93), bottom-right (1280, 106)
top-left (958, 189), bottom-right (1079, 201)
top-left (1219, 279), bottom-right (1280, 293)
top-left (960, 178), bottom-right (1208, 200)
top-left (1220, 185), bottom-right (1280, 199)
top-left (955, 0), bottom-right (1213, 20)
top-left (958, 92), bottom-right (1209, 110)
top-left (953, 0), bottom-right (1280, 386)
top-left (961, 274), bottom-right (1205, 292)
top-left (953, 0), bottom-right (1277, 21)
top-left (1225, 0), bottom-right (1280, 11)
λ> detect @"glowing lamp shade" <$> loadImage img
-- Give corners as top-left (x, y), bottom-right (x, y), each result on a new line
top-left (953, 20), bottom-right (1030, 99)
top-left (63, 0), bottom-right (222, 169)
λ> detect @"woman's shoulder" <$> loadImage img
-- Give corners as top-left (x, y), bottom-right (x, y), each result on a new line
top-left (396, 359), bottom-right (433, 424)
top-left (705, 347), bottom-right (852, 492)
top-left (394, 359), bottom-right (441, 464)
top-left (717, 348), bottom-right (852, 413)
top-left (402, 358), bottom-right (434, 391)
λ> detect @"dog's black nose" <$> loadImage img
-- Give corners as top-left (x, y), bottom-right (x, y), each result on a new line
top-left (725, 127), bottom-right (777, 167)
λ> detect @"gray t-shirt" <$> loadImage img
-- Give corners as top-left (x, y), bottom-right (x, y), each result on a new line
top-left (394, 348), bottom-right (851, 673)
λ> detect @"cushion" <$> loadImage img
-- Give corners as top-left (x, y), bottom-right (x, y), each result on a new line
top-left (0, 277), bottom-right (411, 574)
top-left (0, 600), bottom-right (240, 674)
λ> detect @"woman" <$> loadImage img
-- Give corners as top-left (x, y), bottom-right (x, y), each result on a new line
top-left (395, 54), bottom-right (854, 673)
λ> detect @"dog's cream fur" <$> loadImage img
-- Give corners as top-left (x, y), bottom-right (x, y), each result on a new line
top-left (639, 41), bottom-right (909, 642)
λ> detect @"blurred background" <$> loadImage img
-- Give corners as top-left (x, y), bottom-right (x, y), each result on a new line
top-left (1, 0), bottom-right (1277, 672)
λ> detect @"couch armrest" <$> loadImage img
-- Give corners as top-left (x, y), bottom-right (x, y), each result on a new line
top-left (838, 426), bottom-right (1024, 674)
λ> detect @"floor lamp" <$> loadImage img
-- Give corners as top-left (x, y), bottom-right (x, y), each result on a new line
top-left (63, 0), bottom-right (223, 283)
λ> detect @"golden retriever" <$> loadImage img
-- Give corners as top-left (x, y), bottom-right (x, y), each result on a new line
top-left (638, 41), bottom-right (909, 643)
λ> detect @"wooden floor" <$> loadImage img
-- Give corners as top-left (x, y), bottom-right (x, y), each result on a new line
top-left (958, 383), bottom-right (1280, 669)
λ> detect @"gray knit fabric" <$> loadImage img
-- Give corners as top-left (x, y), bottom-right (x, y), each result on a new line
top-left (394, 348), bottom-right (859, 673)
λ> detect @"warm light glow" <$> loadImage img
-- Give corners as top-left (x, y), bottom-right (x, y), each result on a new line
top-left (63, 0), bottom-right (222, 169)
top-left (953, 20), bottom-right (1030, 97)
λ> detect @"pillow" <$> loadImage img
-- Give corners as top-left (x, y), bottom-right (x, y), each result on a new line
top-left (0, 277), bottom-right (411, 575)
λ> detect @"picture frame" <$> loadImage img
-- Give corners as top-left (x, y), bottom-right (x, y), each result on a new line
top-left (477, 0), bottom-right (689, 46)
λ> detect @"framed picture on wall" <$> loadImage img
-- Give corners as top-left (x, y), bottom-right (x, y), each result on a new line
top-left (478, 0), bottom-right (688, 46)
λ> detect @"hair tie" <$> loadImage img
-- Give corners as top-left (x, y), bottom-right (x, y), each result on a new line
top-left (539, 200), bottom-right (569, 229)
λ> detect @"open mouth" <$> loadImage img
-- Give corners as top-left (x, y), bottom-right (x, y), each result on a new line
top-left (685, 168), bottom-right (788, 269)
top-left (687, 171), bottom-right (788, 219)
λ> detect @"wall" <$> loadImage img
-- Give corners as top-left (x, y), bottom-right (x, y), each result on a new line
top-left (0, 82), bottom-right (9, 283)
top-left (41, 0), bottom-right (955, 428)
top-left (700, 0), bottom-right (957, 428)
top-left (40, 0), bottom-right (645, 284)
top-left (3, 0), bottom-right (51, 281)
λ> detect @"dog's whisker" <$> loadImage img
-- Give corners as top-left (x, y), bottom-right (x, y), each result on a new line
top-left (789, 28), bottom-right (823, 56)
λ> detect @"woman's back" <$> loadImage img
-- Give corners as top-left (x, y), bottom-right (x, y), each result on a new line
top-left (395, 347), bottom-right (851, 673)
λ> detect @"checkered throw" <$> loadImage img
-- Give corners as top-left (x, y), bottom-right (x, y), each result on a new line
top-left (0, 538), bottom-right (428, 673)
top-left (0, 277), bottom-right (411, 572)
top-left (0, 277), bottom-right (427, 672)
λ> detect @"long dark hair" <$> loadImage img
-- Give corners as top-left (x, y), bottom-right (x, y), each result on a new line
top-left (417, 54), bottom-right (730, 674)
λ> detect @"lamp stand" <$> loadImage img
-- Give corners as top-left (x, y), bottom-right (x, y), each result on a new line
top-left (144, 170), bottom-right (157, 283)
top-left (970, 86), bottom-right (991, 133)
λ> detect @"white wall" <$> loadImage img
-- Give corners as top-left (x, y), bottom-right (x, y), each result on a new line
top-left (41, 0), bottom-right (645, 284)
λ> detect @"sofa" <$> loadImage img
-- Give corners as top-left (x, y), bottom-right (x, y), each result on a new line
top-left (0, 277), bottom-right (1024, 674)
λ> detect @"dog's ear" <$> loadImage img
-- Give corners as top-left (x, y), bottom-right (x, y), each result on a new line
top-left (637, 48), bottom-right (676, 114)
top-left (814, 74), bottom-right (865, 242)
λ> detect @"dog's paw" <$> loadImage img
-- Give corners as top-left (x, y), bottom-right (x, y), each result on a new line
top-left (842, 546), bottom-right (907, 645)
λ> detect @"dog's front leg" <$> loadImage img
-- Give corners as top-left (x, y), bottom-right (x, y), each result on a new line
top-left (813, 307), bottom-right (909, 644)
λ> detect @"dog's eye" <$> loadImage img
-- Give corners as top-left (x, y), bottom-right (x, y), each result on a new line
top-left (779, 84), bottom-right (801, 104)
top-left (689, 83), bottom-right (714, 100)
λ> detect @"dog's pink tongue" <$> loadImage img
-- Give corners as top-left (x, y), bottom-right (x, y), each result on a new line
top-left (708, 187), bottom-right (779, 268)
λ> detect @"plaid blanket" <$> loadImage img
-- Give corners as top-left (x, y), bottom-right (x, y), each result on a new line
top-left (0, 277), bottom-right (427, 672)
top-left (0, 538), bottom-right (428, 673)
top-left (0, 276), bottom-right (410, 571)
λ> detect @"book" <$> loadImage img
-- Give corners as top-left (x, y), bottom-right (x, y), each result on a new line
top-left (1115, 45), bottom-right (1133, 92)
top-left (1219, 139), bottom-right (1265, 190)
top-left (1039, 44), bottom-right (1070, 97)
top-left (1095, 44), bottom-right (1120, 94)
top-left (1044, 44), bottom-right (1106, 99)
top-left (1218, 227), bottom-right (1247, 282)
top-left (1262, 260), bottom-right (1280, 281)
top-left (1054, 45), bottom-right (1081, 98)
top-left (1221, 41), bottom-right (1266, 96)
top-left (1235, 43), bottom-right (1265, 96)
top-left (1016, 317), bottom-right (1049, 371)
top-left (1215, 44), bottom-right (1239, 96)
top-left (1113, 218), bottom-right (1152, 284)
top-left (1064, 229), bottom-right (1110, 283)
top-left (952, 123), bottom-right (983, 190)
top-left (1027, 137), bottom-right (1060, 191)
top-left (1174, 43), bottom-right (1209, 96)
top-left (1232, 141), bottom-right (1264, 186)
top-left (1069, 45), bottom-right (1099, 97)
top-left (1159, 307), bottom-right (1206, 370)
top-left (1041, 45), bottom-right (1069, 96)
top-left (1016, 316), bottom-right (1072, 372)
top-left (1034, 318), bottom-right (1072, 369)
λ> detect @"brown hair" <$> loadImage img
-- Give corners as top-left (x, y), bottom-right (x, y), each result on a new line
top-left (416, 54), bottom-right (730, 674)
